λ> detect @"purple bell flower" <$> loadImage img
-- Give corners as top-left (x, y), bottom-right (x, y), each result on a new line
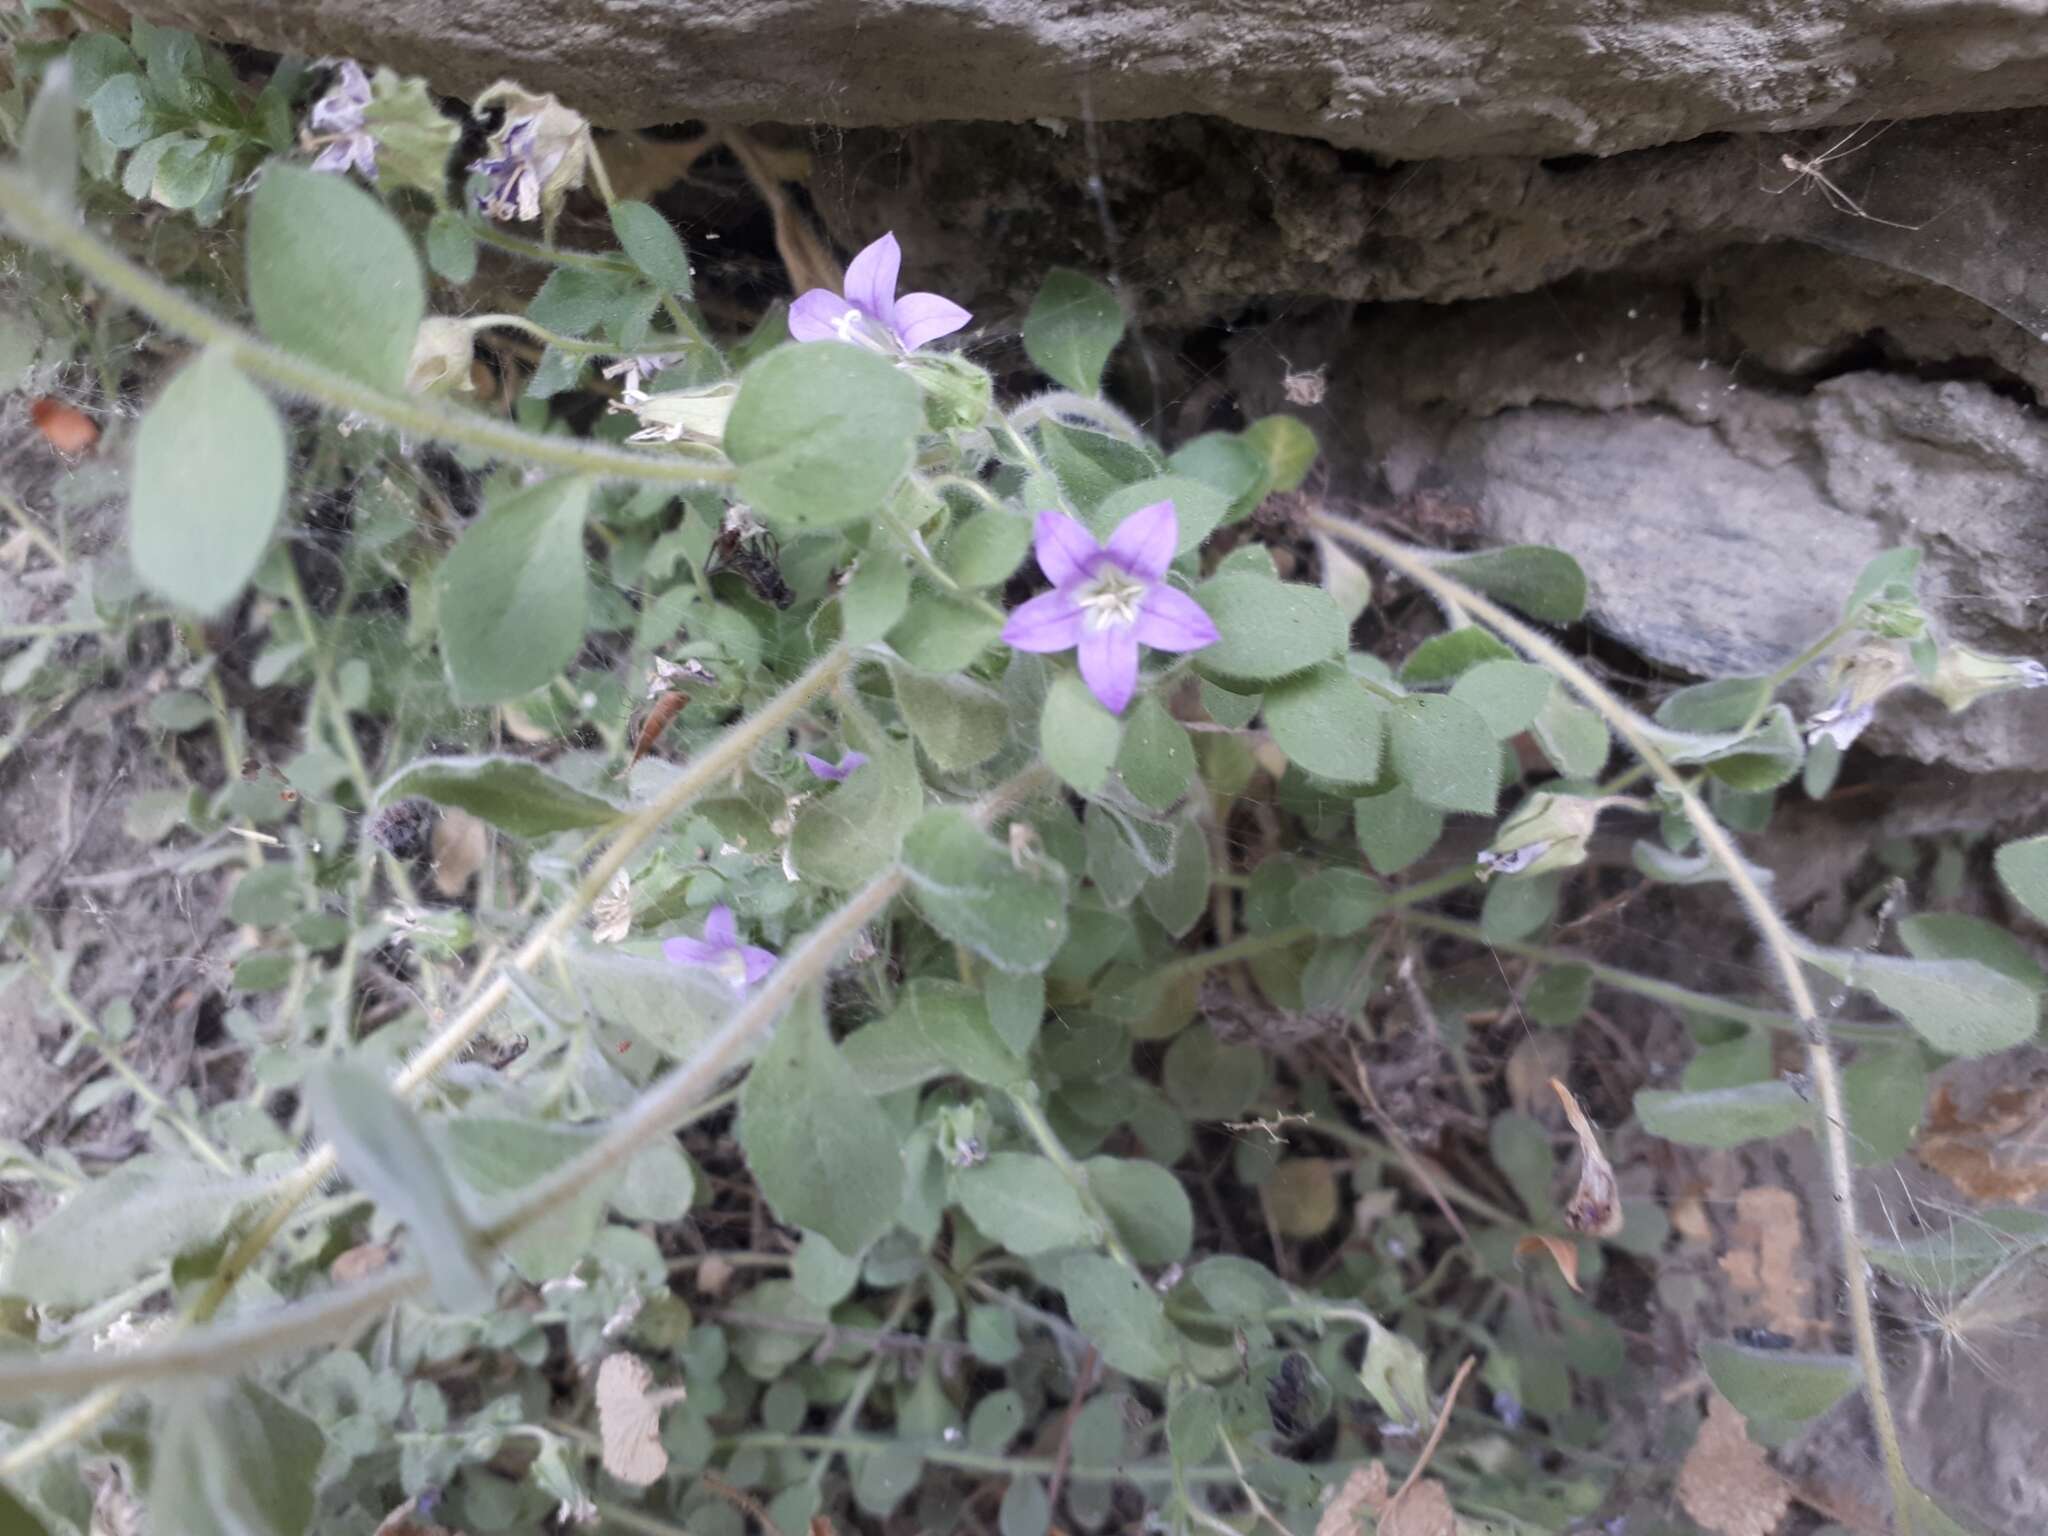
top-left (1000, 500), bottom-right (1218, 716)
top-left (788, 233), bottom-right (971, 353)
top-left (662, 905), bottom-right (777, 993)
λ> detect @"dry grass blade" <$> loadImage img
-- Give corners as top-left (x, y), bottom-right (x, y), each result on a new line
top-left (722, 127), bottom-right (843, 298)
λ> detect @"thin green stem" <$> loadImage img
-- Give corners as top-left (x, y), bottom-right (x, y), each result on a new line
top-left (1309, 509), bottom-right (1915, 1536)
top-left (1401, 912), bottom-right (1902, 1042)
top-left (0, 169), bottom-right (733, 487)
top-left (466, 217), bottom-right (637, 276)
top-left (882, 498), bottom-right (1007, 624)
top-left (1008, 1088), bottom-right (1140, 1274)
top-left (807, 1282), bottom-right (921, 1490)
top-left (1149, 864), bottom-right (1478, 987)
top-left (17, 944), bottom-right (235, 1175)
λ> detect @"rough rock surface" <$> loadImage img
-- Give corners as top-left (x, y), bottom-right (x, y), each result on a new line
top-left (134, 0), bottom-right (2048, 158)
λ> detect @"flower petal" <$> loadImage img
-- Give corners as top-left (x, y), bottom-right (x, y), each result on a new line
top-left (1000, 590), bottom-right (1086, 653)
top-left (662, 936), bottom-right (722, 968)
top-left (702, 905), bottom-right (737, 949)
top-left (842, 232), bottom-right (902, 325)
top-left (789, 288), bottom-right (856, 343)
top-left (892, 291), bottom-right (972, 350)
top-left (834, 751), bottom-right (870, 776)
top-left (1032, 509), bottom-right (1102, 589)
top-left (799, 752), bottom-right (839, 780)
top-left (739, 946), bottom-right (779, 986)
top-left (1132, 584), bottom-right (1220, 654)
top-left (1104, 499), bottom-right (1179, 584)
top-left (1078, 625), bottom-right (1141, 715)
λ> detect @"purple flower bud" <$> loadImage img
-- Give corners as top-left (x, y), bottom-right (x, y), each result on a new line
top-left (799, 751), bottom-right (869, 783)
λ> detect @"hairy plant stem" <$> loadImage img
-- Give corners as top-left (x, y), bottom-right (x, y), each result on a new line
top-left (0, 754), bottom-right (1050, 1408)
top-left (0, 645), bottom-right (851, 1451)
top-left (1308, 508), bottom-right (1915, 1534)
top-left (0, 168), bottom-right (733, 486)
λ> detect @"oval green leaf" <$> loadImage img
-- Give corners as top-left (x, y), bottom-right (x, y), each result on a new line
top-left (726, 342), bottom-right (922, 529)
top-left (130, 350), bottom-right (286, 616)
top-left (436, 477), bottom-right (591, 706)
top-left (248, 164), bottom-right (425, 392)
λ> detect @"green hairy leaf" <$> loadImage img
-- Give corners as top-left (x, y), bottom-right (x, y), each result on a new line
top-left (1699, 1339), bottom-right (1860, 1425)
top-left (726, 342), bottom-right (922, 529)
top-left (738, 986), bottom-right (901, 1255)
top-left (901, 808), bottom-right (1071, 973)
top-left (376, 755), bottom-right (623, 837)
top-left (248, 164), bottom-right (425, 392)
top-left (307, 1059), bottom-right (495, 1311)
top-left (130, 350), bottom-right (286, 616)
top-left (151, 1381), bottom-right (326, 1536)
top-left (436, 476), bottom-right (593, 706)
top-left (956, 1153), bottom-right (1097, 1254)
top-left (1023, 268), bottom-right (1125, 395)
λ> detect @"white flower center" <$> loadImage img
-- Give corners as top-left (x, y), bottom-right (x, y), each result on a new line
top-left (715, 949), bottom-right (750, 989)
top-left (831, 309), bottom-right (896, 354)
top-left (1077, 566), bottom-right (1147, 630)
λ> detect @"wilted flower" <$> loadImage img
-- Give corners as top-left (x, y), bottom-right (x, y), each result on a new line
top-left (1924, 642), bottom-right (2048, 712)
top-left (613, 379), bottom-right (738, 444)
top-left (306, 60), bottom-right (377, 181)
top-left (789, 232), bottom-right (972, 353)
top-left (662, 905), bottom-right (776, 992)
top-left (469, 83), bottom-right (592, 229)
top-left (405, 317), bottom-right (476, 396)
top-left (1805, 643), bottom-right (1911, 752)
top-left (1000, 501), bottom-right (1219, 716)
top-left (601, 353), bottom-right (684, 397)
top-left (590, 869), bottom-right (631, 944)
top-left (1477, 791), bottom-right (1603, 881)
top-left (800, 750), bottom-right (868, 782)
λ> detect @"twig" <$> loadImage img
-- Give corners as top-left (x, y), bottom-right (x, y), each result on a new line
top-left (1309, 509), bottom-right (1917, 1536)
top-left (1043, 1346), bottom-right (1100, 1516)
top-left (1388, 1354), bottom-right (1475, 1509)
top-left (698, 1473), bottom-right (785, 1536)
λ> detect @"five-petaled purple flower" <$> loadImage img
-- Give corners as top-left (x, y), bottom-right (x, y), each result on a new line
top-left (308, 60), bottom-right (378, 182)
top-left (789, 233), bottom-right (971, 353)
top-left (1000, 500), bottom-right (1219, 716)
top-left (662, 905), bottom-right (777, 993)
top-left (800, 751), bottom-right (869, 783)
top-left (471, 117), bottom-right (555, 223)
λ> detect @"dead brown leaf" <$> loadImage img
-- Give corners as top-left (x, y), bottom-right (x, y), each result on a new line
top-left (1677, 1392), bottom-right (1791, 1536)
top-left (1718, 1186), bottom-right (1809, 1337)
top-left (1315, 1461), bottom-right (1388, 1536)
top-left (595, 1352), bottom-right (686, 1486)
top-left (1380, 1480), bottom-right (1458, 1536)
top-left (430, 808), bottom-right (488, 897)
top-left (1550, 1077), bottom-right (1623, 1238)
top-left (1916, 1080), bottom-right (2048, 1204)
top-left (1515, 1232), bottom-right (1583, 1293)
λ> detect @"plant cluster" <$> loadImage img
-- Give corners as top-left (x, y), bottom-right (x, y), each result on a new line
top-left (1, 20), bottom-right (2045, 1536)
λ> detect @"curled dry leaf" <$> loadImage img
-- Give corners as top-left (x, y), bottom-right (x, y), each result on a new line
top-left (1514, 1231), bottom-right (1583, 1293)
top-left (430, 807), bottom-right (488, 897)
top-left (1550, 1077), bottom-right (1623, 1238)
top-left (1380, 1479), bottom-right (1457, 1536)
top-left (1313, 1458), bottom-right (1456, 1536)
top-left (595, 1351), bottom-right (686, 1487)
top-left (591, 869), bottom-right (632, 945)
top-left (1677, 1391), bottom-right (1791, 1536)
